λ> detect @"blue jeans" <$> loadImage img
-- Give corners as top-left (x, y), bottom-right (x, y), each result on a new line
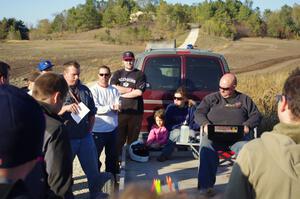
top-left (197, 134), bottom-right (250, 189)
top-left (92, 128), bottom-right (118, 175)
top-left (160, 129), bottom-right (180, 158)
top-left (70, 133), bottom-right (101, 199)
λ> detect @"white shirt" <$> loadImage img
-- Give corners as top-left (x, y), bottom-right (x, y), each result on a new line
top-left (90, 84), bottom-right (120, 133)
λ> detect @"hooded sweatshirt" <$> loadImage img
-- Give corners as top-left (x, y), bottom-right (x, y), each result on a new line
top-left (224, 122), bottom-right (300, 199)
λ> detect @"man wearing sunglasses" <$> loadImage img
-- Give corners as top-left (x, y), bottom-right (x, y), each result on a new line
top-left (225, 68), bottom-right (300, 199)
top-left (195, 73), bottom-right (262, 196)
top-left (110, 51), bottom-right (146, 162)
top-left (90, 65), bottom-right (120, 181)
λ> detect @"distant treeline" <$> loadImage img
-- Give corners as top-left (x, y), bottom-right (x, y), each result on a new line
top-left (1, 0), bottom-right (300, 41)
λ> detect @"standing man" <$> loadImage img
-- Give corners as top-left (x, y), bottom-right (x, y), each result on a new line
top-left (225, 68), bottom-right (300, 199)
top-left (195, 73), bottom-right (262, 196)
top-left (0, 85), bottom-right (45, 198)
top-left (110, 51), bottom-right (146, 157)
top-left (59, 61), bottom-right (102, 199)
top-left (32, 73), bottom-right (74, 199)
top-left (90, 65), bottom-right (120, 180)
top-left (0, 60), bottom-right (10, 85)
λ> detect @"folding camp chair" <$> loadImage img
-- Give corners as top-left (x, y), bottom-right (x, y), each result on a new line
top-left (196, 124), bottom-right (243, 166)
top-left (205, 124), bottom-right (257, 165)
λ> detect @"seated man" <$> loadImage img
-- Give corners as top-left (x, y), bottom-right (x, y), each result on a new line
top-left (225, 68), bottom-right (300, 198)
top-left (157, 86), bottom-right (200, 162)
top-left (194, 73), bottom-right (262, 195)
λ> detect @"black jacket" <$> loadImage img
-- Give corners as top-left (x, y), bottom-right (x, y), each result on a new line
top-left (0, 180), bottom-right (33, 199)
top-left (41, 103), bottom-right (74, 199)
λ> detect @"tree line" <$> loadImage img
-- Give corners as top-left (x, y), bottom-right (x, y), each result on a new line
top-left (0, 0), bottom-right (299, 41)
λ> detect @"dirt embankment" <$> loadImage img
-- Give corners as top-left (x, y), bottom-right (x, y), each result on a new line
top-left (216, 37), bottom-right (300, 74)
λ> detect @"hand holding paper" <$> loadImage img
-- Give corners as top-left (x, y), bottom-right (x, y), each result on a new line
top-left (71, 102), bottom-right (90, 124)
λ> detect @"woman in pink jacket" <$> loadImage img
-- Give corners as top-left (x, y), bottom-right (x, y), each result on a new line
top-left (146, 109), bottom-right (169, 149)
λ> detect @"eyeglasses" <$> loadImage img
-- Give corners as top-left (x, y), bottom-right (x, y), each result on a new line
top-left (219, 86), bottom-right (231, 91)
top-left (174, 96), bottom-right (183, 101)
top-left (99, 73), bottom-right (110, 77)
top-left (275, 94), bottom-right (282, 103)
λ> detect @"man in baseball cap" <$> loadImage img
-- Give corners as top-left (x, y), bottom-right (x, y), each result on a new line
top-left (37, 60), bottom-right (54, 73)
top-left (0, 84), bottom-right (45, 198)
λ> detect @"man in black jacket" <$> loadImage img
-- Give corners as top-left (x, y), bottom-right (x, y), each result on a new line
top-left (32, 73), bottom-right (74, 199)
top-left (0, 85), bottom-right (45, 199)
top-left (195, 73), bottom-right (262, 196)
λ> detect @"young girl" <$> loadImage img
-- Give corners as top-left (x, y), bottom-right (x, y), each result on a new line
top-left (146, 109), bottom-right (169, 149)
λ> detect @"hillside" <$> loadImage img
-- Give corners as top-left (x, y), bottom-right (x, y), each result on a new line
top-left (1, 29), bottom-right (300, 87)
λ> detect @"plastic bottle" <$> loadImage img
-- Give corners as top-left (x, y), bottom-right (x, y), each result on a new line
top-left (179, 121), bottom-right (190, 143)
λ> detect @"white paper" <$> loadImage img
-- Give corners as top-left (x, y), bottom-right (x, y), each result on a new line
top-left (71, 102), bottom-right (90, 124)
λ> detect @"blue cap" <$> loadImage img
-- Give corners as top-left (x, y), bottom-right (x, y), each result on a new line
top-left (187, 44), bottom-right (194, 49)
top-left (0, 85), bottom-right (45, 168)
top-left (37, 60), bottom-right (54, 71)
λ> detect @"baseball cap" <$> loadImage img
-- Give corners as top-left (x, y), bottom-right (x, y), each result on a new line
top-left (37, 60), bottom-right (54, 72)
top-left (0, 85), bottom-right (45, 168)
top-left (122, 51), bottom-right (135, 61)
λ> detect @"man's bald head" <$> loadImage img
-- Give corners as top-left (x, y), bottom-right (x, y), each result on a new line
top-left (219, 73), bottom-right (237, 98)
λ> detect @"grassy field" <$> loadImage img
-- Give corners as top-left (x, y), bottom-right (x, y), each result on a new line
top-left (0, 40), bottom-right (145, 86)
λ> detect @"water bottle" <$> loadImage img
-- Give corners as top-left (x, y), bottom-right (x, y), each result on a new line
top-left (180, 121), bottom-right (190, 143)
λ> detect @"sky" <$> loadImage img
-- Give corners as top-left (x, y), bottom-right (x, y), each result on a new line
top-left (0, 0), bottom-right (299, 27)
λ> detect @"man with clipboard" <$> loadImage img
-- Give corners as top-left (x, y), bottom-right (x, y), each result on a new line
top-left (59, 61), bottom-right (104, 199)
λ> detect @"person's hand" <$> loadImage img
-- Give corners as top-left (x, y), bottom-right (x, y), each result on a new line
top-left (112, 104), bottom-right (121, 112)
top-left (66, 103), bottom-right (80, 114)
top-left (203, 124), bottom-right (208, 135)
top-left (244, 125), bottom-right (250, 134)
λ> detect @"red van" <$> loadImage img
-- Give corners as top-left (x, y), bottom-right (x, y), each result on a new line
top-left (134, 48), bottom-right (230, 135)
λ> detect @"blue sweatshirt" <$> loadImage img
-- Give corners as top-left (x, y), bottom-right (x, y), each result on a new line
top-left (165, 103), bottom-right (200, 132)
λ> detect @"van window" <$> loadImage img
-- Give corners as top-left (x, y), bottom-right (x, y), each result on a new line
top-left (185, 57), bottom-right (223, 91)
top-left (144, 57), bottom-right (181, 90)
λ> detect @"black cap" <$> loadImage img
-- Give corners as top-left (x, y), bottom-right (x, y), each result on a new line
top-left (0, 85), bottom-right (45, 168)
top-left (122, 51), bottom-right (135, 60)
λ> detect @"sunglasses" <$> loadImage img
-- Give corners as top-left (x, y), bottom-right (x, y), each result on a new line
top-left (99, 73), bottom-right (110, 77)
top-left (219, 86), bottom-right (231, 91)
top-left (174, 96), bottom-right (183, 101)
top-left (275, 94), bottom-right (291, 103)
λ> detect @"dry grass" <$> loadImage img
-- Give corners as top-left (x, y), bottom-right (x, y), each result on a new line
top-left (0, 40), bottom-right (145, 87)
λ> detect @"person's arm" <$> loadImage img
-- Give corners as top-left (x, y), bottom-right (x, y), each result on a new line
top-left (110, 70), bottom-right (132, 94)
top-left (165, 104), bottom-right (174, 131)
top-left (194, 96), bottom-right (212, 130)
top-left (188, 106), bottom-right (200, 131)
top-left (112, 85), bottom-right (132, 94)
top-left (158, 128), bottom-right (169, 145)
top-left (58, 103), bottom-right (80, 115)
top-left (86, 87), bottom-right (96, 133)
top-left (146, 129), bottom-right (156, 146)
top-left (45, 128), bottom-right (74, 199)
top-left (87, 115), bottom-right (95, 133)
top-left (242, 96), bottom-right (262, 130)
top-left (120, 72), bottom-right (146, 98)
top-left (121, 88), bottom-right (143, 98)
top-left (224, 146), bottom-right (255, 199)
top-left (91, 86), bottom-right (115, 115)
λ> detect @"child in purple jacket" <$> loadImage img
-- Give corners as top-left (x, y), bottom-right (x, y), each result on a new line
top-left (146, 109), bottom-right (168, 149)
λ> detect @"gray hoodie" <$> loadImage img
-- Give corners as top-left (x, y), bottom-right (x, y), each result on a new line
top-left (225, 122), bottom-right (300, 199)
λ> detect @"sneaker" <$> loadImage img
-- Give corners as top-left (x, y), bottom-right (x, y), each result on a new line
top-left (157, 155), bottom-right (168, 162)
top-left (199, 188), bottom-right (215, 197)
